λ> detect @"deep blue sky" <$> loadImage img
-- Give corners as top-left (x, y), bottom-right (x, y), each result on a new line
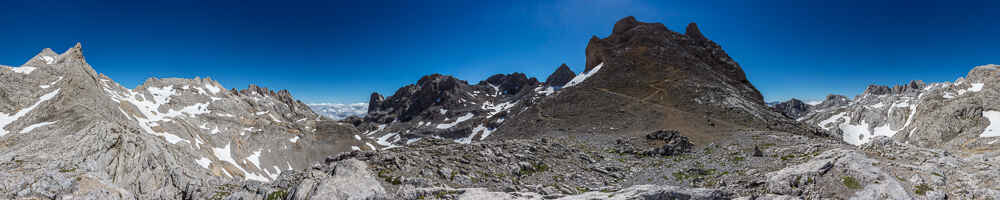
top-left (1, 0), bottom-right (997, 103)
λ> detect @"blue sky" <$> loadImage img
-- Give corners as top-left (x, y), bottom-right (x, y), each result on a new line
top-left (1, 0), bottom-right (997, 103)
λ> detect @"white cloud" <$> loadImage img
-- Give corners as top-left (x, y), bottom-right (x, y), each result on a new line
top-left (307, 102), bottom-right (368, 120)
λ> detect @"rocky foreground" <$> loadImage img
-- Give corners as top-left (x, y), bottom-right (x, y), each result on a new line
top-left (214, 130), bottom-right (999, 199)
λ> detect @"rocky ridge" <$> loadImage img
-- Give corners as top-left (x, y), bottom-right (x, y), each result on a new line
top-left (799, 65), bottom-right (1000, 150)
top-left (0, 44), bottom-right (365, 199)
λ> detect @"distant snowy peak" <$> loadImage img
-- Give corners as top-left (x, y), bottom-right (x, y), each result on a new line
top-left (308, 103), bottom-right (368, 120)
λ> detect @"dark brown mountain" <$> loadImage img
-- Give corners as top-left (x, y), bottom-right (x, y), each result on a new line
top-left (494, 16), bottom-right (819, 144)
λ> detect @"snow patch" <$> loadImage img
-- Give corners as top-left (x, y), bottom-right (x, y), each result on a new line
top-left (980, 111), bottom-right (1000, 137)
top-left (838, 117), bottom-right (898, 146)
top-left (195, 157), bottom-right (212, 169)
top-left (213, 143), bottom-right (270, 182)
top-left (246, 150), bottom-right (263, 170)
top-left (39, 76), bottom-right (63, 89)
top-left (19, 121), bottom-right (57, 133)
top-left (11, 66), bottom-right (37, 74)
top-left (475, 124), bottom-right (495, 140)
top-left (534, 86), bottom-right (556, 96)
top-left (436, 113), bottom-right (474, 129)
top-left (969, 83), bottom-right (985, 92)
top-left (564, 63), bottom-right (604, 88)
top-left (375, 132), bottom-right (401, 149)
top-left (289, 136), bottom-right (300, 143)
top-left (0, 89), bottom-right (60, 137)
top-left (205, 83), bottom-right (222, 94)
top-left (41, 56), bottom-right (54, 64)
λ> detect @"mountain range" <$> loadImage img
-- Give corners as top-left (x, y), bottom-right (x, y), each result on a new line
top-left (1, 16), bottom-right (998, 199)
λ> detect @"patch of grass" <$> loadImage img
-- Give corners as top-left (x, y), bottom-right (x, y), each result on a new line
top-left (760, 143), bottom-right (776, 149)
top-left (209, 184), bottom-right (238, 200)
top-left (518, 162), bottom-right (549, 177)
top-left (59, 167), bottom-right (76, 173)
top-left (780, 154), bottom-right (796, 161)
top-left (729, 155), bottom-right (745, 163)
top-left (914, 183), bottom-right (933, 195)
top-left (842, 176), bottom-right (862, 190)
top-left (385, 176), bottom-right (402, 185)
top-left (266, 190), bottom-right (288, 200)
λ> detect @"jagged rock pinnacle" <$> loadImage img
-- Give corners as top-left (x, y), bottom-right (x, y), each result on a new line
top-left (544, 63), bottom-right (576, 87)
top-left (686, 23), bottom-right (706, 40)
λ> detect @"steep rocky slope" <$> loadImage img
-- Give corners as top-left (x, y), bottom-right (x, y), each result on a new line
top-left (494, 17), bottom-right (819, 145)
top-left (0, 44), bottom-right (365, 199)
top-left (800, 65), bottom-right (1000, 151)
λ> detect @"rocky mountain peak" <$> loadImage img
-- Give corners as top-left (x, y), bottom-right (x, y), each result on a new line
top-left (366, 74), bottom-right (472, 122)
top-left (24, 48), bottom-right (58, 66)
top-left (60, 42), bottom-right (86, 64)
top-left (544, 63), bottom-right (576, 87)
top-left (861, 80), bottom-right (926, 97)
top-left (479, 73), bottom-right (539, 95)
top-left (815, 94), bottom-right (850, 109)
top-left (966, 64), bottom-right (1000, 83)
top-left (498, 17), bottom-right (817, 140)
top-left (862, 84), bottom-right (890, 96)
top-left (773, 98), bottom-right (811, 119)
top-left (685, 22), bottom-right (706, 40)
top-left (612, 16), bottom-right (640, 35)
top-left (367, 92), bottom-right (384, 113)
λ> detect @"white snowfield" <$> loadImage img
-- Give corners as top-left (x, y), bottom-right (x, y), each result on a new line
top-left (41, 56), bottom-right (55, 64)
top-left (19, 121), bottom-right (57, 134)
top-left (981, 111), bottom-right (1000, 137)
top-left (103, 83), bottom-right (226, 144)
top-left (11, 66), bottom-right (37, 74)
top-left (0, 89), bottom-right (61, 137)
top-left (211, 143), bottom-right (271, 182)
top-left (436, 113), bottom-right (474, 129)
top-left (564, 63), bottom-right (604, 88)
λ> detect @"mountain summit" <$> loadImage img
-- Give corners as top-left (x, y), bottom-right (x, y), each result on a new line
top-left (496, 16), bottom-right (816, 143)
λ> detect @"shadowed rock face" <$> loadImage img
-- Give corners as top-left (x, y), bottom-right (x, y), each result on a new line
top-left (481, 72), bottom-right (539, 96)
top-left (813, 94), bottom-right (851, 110)
top-left (367, 74), bottom-right (471, 123)
top-left (545, 63), bottom-right (576, 87)
top-left (360, 72), bottom-right (546, 146)
top-left (773, 99), bottom-right (812, 119)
